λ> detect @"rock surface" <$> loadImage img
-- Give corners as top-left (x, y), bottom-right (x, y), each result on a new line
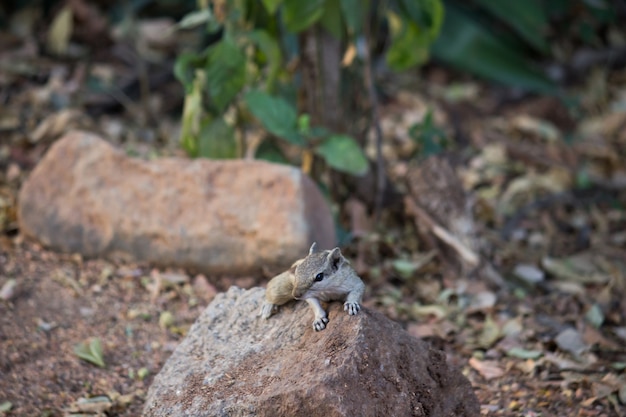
top-left (18, 131), bottom-right (335, 275)
top-left (143, 287), bottom-right (480, 417)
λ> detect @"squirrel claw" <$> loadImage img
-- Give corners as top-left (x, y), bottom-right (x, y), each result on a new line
top-left (344, 302), bottom-right (361, 315)
top-left (313, 316), bottom-right (329, 331)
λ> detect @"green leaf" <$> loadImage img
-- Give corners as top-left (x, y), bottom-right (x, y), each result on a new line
top-left (432, 4), bottom-right (557, 94)
top-left (0, 402), bottom-right (12, 412)
top-left (180, 70), bottom-right (205, 157)
top-left (506, 347), bottom-right (543, 360)
top-left (309, 126), bottom-right (330, 139)
top-left (262, 0), bottom-right (284, 15)
top-left (283, 0), bottom-right (326, 33)
top-left (174, 52), bottom-right (205, 92)
top-left (585, 304), bottom-right (604, 328)
top-left (576, 168), bottom-right (592, 189)
top-left (392, 259), bottom-right (418, 279)
top-left (74, 338), bottom-right (106, 368)
top-left (409, 109), bottom-right (448, 157)
top-left (316, 135), bottom-right (369, 175)
top-left (198, 118), bottom-right (237, 159)
top-left (474, 0), bottom-right (550, 54)
top-left (245, 30), bottom-right (283, 91)
top-left (425, 0), bottom-right (444, 40)
top-left (205, 39), bottom-right (247, 112)
top-left (386, 12), bottom-right (431, 71)
top-left (255, 140), bottom-right (289, 164)
top-left (340, 0), bottom-right (367, 35)
top-left (245, 90), bottom-right (305, 146)
top-left (297, 114), bottom-right (311, 135)
top-left (176, 8), bottom-right (214, 30)
top-left (320, 0), bottom-right (343, 39)
top-left (137, 367), bottom-right (150, 380)
top-left (397, 0), bottom-right (430, 27)
top-left (397, 0), bottom-right (444, 40)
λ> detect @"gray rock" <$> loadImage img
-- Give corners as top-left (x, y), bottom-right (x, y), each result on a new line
top-left (143, 287), bottom-right (480, 417)
top-left (18, 131), bottom-right (335, 275)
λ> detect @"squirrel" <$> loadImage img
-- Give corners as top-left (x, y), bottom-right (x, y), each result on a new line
top-left (260, 243), bottom-right (365, 331)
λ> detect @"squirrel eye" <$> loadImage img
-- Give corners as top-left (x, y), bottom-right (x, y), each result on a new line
top-left (314, 272), bottom-right (324, 282)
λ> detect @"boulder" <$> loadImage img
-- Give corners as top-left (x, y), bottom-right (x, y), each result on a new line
top-left (18, 131), bottom-right (335, 275)
top-left (143, 287), bottom-right (480, 417)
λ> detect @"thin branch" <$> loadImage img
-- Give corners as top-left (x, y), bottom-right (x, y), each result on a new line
top-left (362, 22), bottom-right (385, 221)
top-left (405, 197), bottom-right (480, 267)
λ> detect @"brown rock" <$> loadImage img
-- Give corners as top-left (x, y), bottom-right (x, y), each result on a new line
top-left (18, 131), bottom-right (335, 275)
top-left (143, 287), bottom-right (480, 417)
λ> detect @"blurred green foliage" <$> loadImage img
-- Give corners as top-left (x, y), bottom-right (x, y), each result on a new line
top-left (9, 0), bottom-right (613, 169)
top-left (173, 0), bottom-right (443, 173)
top-left (409, 109), bottom-right (449, 158)
top-left (434, 0), bottom-right (618, 94)
top-left (172, 0), bottom-right (619, 167)
top-left (433, 2), bottom-right (556, 94)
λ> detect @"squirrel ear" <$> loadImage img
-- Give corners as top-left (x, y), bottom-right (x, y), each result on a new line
top-left (308, 242), bottom-right (318, 255)
top-left (327, 247), bottom-right (343, 269)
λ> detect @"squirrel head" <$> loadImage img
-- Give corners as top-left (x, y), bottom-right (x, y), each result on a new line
top-left (292, 242), bottom-right (347, 299)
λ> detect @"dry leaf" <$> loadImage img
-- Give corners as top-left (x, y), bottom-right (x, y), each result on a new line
top-left (501, 317), bottom-right (523, 337)
top-left (583, 325), bottom-right (619, 350)
top-left (407, 323), bottom-right (437, 338)
top-left (341, 43), bottom-right (357, 67)
top-left (542, 255), bottom-right (610, 285)
top-left (345, 198), bottom-right (371, 238)
top-left (67, 395), bottom-right (112, 413)
top-left (48, 6), bottom-right (73, 55)
top-left (477, 315), bottom-right (502, 349)
top-left (542, 352), bottom-right (584, 370)
top-left (410, 304), bottom-right (447, 320)
top-left (498, 169), bottom-right (571, 215)
top-left (469, 357), bottom-right (505, 380)
top-left (30, 109), bottom-right (85, 143)
top-left (515, 359), bottom-right (538, 374)
top-left (511, 115), bottom-right (561, 142)
top-left (466, 291), bottom-right (497, 314)
top-left (513, 264), bottom-right (545, 285)
top-left (0, 279), bottom-right (17, 301)
top-left (555, 328), bottom-right (588, 357)
top-left (160, 272), bottom-right (190, 287)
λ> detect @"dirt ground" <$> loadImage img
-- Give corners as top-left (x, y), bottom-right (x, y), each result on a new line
top-left (0, 238), bottom-right (213, 416)
top-left (1, 223), bottom-right (625, 415)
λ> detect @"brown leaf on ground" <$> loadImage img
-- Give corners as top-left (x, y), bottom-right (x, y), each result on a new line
top-left (469, 357), bottom-right (505, 380)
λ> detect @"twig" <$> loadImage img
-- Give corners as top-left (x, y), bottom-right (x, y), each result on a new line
top-left (362, 22), bottom-right (385, 221)
top-left (405, 197), bottom-right (480, 267)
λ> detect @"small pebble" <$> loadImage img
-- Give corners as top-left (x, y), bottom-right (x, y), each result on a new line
top-left (513, 264), bottom-right (545, 284)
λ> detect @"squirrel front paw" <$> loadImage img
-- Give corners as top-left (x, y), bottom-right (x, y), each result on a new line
top-left (312, 316), bottom-right (329, 331)
top-left (344, 302), bottom-right (361, 315)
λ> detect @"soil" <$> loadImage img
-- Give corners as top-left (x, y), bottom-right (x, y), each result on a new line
top-left (2, 232), bottom-right (624, 415)
top-left (0, 238), bottom-right (216, 416)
